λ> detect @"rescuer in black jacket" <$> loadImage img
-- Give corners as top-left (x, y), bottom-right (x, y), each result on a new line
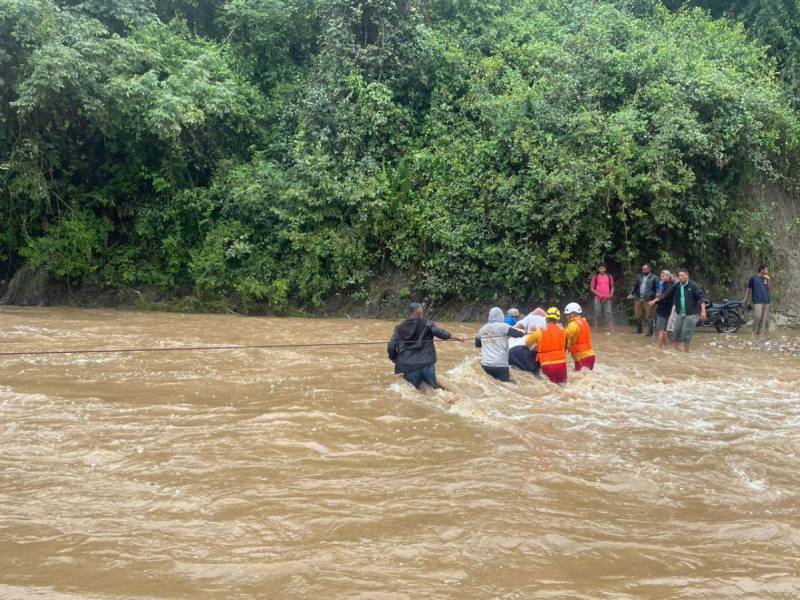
top-left (387, 303), bottom-right (465, 390)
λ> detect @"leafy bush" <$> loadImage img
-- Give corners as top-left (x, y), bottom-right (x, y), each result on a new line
top-left (1, 0), bottom-right (798, 310)
top-left (20, 210), bottom-right (110, 281)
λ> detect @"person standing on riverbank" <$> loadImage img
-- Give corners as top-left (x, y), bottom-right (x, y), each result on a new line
top-left (627, 263), bottom-right (658, 335)
top-left (742, 265), bottom-right (772, 336)
top-left (649, 268), bottom-right (707, 353)
top-left (590, 264), bottom-right (615, 333)
top-left (475, 307), bottom-right (526, 382)
top-left (388, 303), bottom-right (465, 390)
top-left (564, 303), bottom-right (595, 371)
top-left (666, 270), bottom-right (679, 337)
top-left (654, 270), bottom-right (675, 350)
top-left (524, 307), bottom-right (568, 384)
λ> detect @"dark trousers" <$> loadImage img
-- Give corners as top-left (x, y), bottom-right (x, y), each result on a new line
top-left (403, 365), bottom-right (437, 390)
top-left (482, 364), bottom-right (510, 382)
top-left (509, 346), bottom-right (541, 374)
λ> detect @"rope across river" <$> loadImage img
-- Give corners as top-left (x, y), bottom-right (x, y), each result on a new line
top-left (0, 336), bottom-right (510, 358)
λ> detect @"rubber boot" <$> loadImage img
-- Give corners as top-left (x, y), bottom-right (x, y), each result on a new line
top-left (646, 320), bottom-right (654, 337)
top-left (636, 320), bottom-right (643, 334)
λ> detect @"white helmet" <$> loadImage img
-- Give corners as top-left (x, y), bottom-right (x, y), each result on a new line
top-left (564, 302), bottom-right (582, 315)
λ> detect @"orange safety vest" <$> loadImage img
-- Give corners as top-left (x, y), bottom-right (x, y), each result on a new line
top-left (568, 317), bottom-right (592, 354)
top-left (536, 323), bottom-right (567, 363)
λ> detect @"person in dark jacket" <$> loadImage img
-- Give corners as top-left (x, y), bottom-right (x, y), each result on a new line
top-left (388, 303), bottom-right (465, 390)
top-left (649, 268), bottom-right (707, 352)
top-left (627, 263), bottom-right (659, 335)
top-left (653, 270), bottom-right (675, 350)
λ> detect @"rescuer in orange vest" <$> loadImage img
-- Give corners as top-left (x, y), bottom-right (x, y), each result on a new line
top-left (523, 307), bottom-right (568, 384)
top-left (564, 302), bottom-right (596, 371)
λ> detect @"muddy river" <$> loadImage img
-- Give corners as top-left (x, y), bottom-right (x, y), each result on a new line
top-left (1, 307), bottom-right (798, 598)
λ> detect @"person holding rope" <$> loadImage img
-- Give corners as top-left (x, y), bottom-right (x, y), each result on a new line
top-left (475, 307), bottom-right (526, 382)
top-left (388, 302), bottom-right (465, 390)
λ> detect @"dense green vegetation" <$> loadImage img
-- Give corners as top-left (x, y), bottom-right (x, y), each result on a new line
top-left (1, 0), bottom-right (798, 310)
top-left (663, 1), bottom-right (800, 101)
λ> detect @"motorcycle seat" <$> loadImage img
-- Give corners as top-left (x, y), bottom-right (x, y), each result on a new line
top-left (714, 299), bottom-right (742, 309)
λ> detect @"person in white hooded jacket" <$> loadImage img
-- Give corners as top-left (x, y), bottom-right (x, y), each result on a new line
top-left (475, 307), bottom-right (525, 382)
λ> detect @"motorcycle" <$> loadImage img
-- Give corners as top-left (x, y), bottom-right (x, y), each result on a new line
top-left (700, 299), bottom-right (744, 333)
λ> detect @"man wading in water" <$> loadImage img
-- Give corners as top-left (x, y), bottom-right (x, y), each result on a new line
top-left (475, 307), bottom-right (527, 382)
top-left (523, 307), bottom-right (568, 384)
top-left (653, 270), bottom-right (675, 350)
top-left (564, 303), bottom-right (595, 371)
top-left (649, 268), bottom-right (706, 353)
top-left (388, 303), bottom-right (465, 390)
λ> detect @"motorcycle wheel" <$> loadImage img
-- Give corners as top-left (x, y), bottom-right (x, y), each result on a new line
top-left (715, 311), bottom-right (743, 334)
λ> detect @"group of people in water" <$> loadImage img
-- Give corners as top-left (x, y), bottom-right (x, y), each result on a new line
top-left (387, 301), bottom-right (595, 389)
top-left (474, 304), bottom-right (593, 384)
top-left (388, 262), bottom-right (774, 392)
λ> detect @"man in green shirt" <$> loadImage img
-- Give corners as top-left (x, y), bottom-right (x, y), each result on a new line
top-left (649, 268), bottom-right (707, 352)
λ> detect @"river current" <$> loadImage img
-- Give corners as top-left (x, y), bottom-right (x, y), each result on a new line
top-left (1, 307), bottom-right (798, 598)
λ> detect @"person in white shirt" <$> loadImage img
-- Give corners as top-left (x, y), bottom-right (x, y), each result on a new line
top-left (508, 307), bottom-right (547, 375)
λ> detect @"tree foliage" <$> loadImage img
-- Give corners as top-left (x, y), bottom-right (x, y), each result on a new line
top-left (663, 1), bottom-right (800, 103)
top-left (1, 0), bottom-right (798, 310)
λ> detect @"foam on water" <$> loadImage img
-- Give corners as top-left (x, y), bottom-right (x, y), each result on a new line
top-left (2, 307), bottom-right (800, 598)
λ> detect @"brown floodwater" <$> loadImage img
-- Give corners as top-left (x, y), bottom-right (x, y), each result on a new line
top-left (1, 307), bottom-right (799, 599)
